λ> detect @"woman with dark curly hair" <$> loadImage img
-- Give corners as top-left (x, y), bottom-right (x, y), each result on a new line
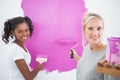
top-left (2, 16), bottom-right (43, 80)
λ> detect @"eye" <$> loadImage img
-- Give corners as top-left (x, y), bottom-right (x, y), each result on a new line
top-left (88, 27), bottom-right (93, 30)
top-left (25, 29), bottom-right (29, 32)
top-left (25, 29), bottom-right (28, 32)
top-left (97, 27), bottom-right (102, 30)
top-left (18, 30), bottom-right (22, 33)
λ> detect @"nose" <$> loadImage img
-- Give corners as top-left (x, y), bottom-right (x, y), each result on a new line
top-left (92, 30), bottom-right (98, 36)
top-left (22, 32), bottom-right (28, 36)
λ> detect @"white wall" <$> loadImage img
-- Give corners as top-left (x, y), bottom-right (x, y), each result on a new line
top-left (0, 0), bottom-right (120, 80)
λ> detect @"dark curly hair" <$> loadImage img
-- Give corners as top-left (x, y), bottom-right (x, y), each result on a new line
top-left (2, 16), bottom-right (34, 44)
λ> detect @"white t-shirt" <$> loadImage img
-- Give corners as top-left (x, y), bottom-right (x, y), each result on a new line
top-left (8, 43), bottom-right (31, 80)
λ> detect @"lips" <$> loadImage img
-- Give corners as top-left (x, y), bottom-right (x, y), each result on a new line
top-left (90, 36), bottom-right (99, 41)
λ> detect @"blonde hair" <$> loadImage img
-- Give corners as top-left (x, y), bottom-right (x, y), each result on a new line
top-left (82, 12), bottom-right (104, 47)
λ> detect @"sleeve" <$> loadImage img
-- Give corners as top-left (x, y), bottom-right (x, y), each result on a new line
top-left (10, 46), bottom-right (24, 61)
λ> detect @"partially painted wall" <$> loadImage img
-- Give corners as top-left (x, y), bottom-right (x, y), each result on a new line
top-left (1, 0), bottom-right (120, 80)
top-left (22, 0), bottom-right (86, 71)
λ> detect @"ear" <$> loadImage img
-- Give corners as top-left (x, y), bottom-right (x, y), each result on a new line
top-left (11, 31), bottom-right (15, 36)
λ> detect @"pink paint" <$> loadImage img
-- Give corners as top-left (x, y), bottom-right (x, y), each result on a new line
top-left (106, 37), bottom-right (120, 64)
top-left (21, 0), bottom-right (86, 71)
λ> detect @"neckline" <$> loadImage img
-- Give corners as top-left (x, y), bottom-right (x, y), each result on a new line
top-left (88, 45), bottom-right (106, 53)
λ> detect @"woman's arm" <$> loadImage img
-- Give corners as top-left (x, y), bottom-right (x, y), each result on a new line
top-left (70, 49), bottom-right (80, 62)
top-left (15, 59), bottom-right (43, 80)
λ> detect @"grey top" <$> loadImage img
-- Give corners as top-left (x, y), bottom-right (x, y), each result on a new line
top-left (104, 75), bottom-right (120, 80)
top-left (77, 45), bottom-right (105, 80)
top-left (77, 45), bottom-right (120, 80)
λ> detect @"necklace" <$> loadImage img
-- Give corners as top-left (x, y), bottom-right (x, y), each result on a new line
top-left (90, 44), bottom-right (106, 52)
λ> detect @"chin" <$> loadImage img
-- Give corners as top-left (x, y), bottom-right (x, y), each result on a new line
top-left (90, 40), bottom-right (99, 44)
top-left (21, 40), bottom-right (27, 43)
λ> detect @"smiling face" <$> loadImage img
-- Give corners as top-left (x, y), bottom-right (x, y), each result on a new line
top-left (12, 23), bottom-right (30, 44)
top-left (84, 18), bottom-right (104, 45)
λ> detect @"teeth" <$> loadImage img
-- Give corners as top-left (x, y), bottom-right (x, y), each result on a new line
top-left (22, 37), bottom-right (27, 39)
top-left (91, 36), bottom-right (98, 40)
top-left (93, 37), bottom-right (97, 39)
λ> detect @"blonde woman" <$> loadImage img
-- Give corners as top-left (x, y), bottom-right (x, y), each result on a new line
top-left (71, 12), bottom-right (120, 80)
top-left (71, 12), bottom-right (106, 80)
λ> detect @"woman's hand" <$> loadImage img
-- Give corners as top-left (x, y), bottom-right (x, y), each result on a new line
top-left (70, 49), bottom-right (80, 62)
top-left (70, 49), bottom-right (77, 58)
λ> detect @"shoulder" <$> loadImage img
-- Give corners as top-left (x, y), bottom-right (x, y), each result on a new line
top-left (7, 43), bottom-right (22, 54)
top-left (8, 43), bottom-right (17, 50)
top-left (82, 44), bottom-right (90, 56)
top-left (84, 44), bottom-right (90, 50)
top-left (8, 43), bottom-right (25, 60)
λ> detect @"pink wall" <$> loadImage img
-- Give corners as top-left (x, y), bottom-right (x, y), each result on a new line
top-left (22, 0), bottom-right (86, 71)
